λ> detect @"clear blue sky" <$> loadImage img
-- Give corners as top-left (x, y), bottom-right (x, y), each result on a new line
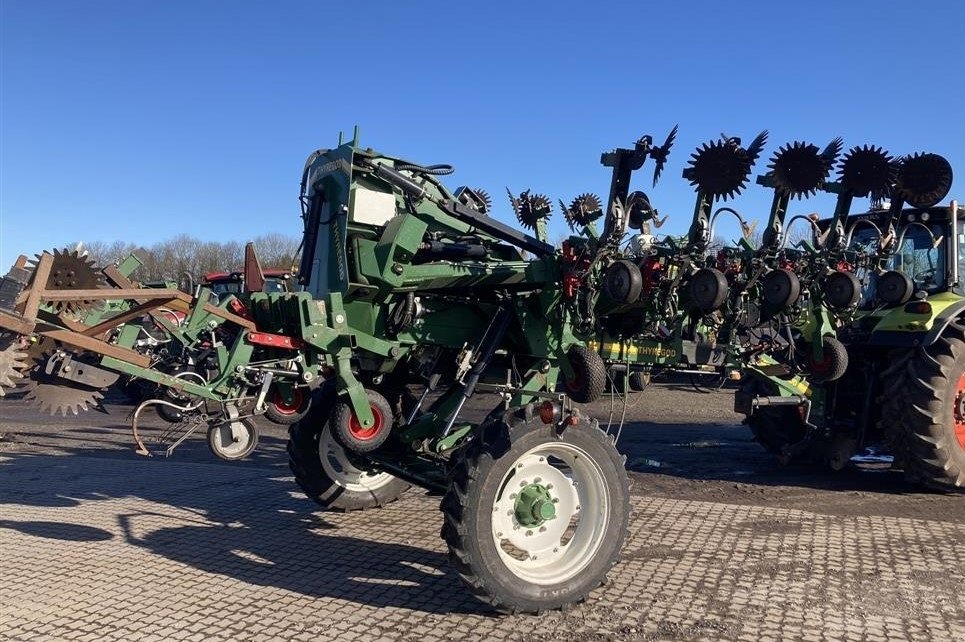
top-left (2, 1), bottom-right (963, 268)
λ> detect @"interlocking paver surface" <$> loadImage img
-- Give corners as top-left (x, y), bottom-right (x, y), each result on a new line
top-left (1, 388), bottom-right (964, 641)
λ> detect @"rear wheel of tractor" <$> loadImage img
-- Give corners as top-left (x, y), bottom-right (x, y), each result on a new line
top-left (441, 411), bottom-right (630, 613)
top-left (288, 389), bottom-right (409, 511)
top-left (563, 345), bottom-right (606, 404)
top-left (264, 387), bottom-right (312, 425)
top-left (898, 320), bottom-right (965, 491)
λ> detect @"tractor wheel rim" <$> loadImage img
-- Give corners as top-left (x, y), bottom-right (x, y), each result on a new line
top-left (318, 429), bottom-right (395, 492)
top-left (272, 389), bottom-right (303, 415)
top-left (954, 372), bottom-right (965, 450)
top-left (489, 442), bottom-right (609, 585)
top-left (349, 405), bottom-right (384, 441)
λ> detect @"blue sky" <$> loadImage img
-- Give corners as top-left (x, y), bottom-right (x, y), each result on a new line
top-left (1, 1), bottom-right (963, 268)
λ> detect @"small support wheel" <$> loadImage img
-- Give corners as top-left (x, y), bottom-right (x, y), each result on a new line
top-left (563, 345), bottom-right (606, 404)
top-left (761, 268), bottom-right (801, 310)
top-left (602, 260), bottom-right (643, 304)
top-left (331, 389), bottom-right (393, 454)
top-left (877, 270), bottom-right (914, 306)
top-left (823, 271), bottom-right (861, 310)
top-left (688, 268), bottom-right (728, 313)
top-left (264, 386), bottom-right (312, 425)
top-left (207, 413), bottom-right (259, 461)
top-left (807, 336), bottom-right (848, 383)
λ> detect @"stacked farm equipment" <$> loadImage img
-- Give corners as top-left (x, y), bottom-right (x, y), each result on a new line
top-left (0, 126), bottom-right (960, 612)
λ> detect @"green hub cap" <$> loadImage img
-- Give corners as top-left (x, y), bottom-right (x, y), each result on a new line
top-left (514, 483), bottom-right (556, 527)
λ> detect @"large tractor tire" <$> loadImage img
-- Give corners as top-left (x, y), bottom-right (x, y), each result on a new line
top-left (897, 320), bottom-right (965, 491)
top-left (288, 388), bottom-right (409, 510)
top-left (441, 408), bottom-right (629, 613)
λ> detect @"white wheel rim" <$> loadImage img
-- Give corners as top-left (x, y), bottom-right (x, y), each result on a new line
top-left (318, 428), bottom-right (396, 492)
top-left (490, 442), bottom-right (610, 585)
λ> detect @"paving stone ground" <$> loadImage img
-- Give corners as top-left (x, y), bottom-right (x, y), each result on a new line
top-left (1, 387), bottom-right (964, 641)
top-left (2, 452), bottom-right (964, 642)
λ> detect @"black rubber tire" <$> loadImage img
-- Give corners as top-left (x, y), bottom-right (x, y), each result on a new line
top-left (264, 386), bottom-right (312, 425)
top-left (823, 271), bottom-right (861, 310)
top-left (748, 406), bottom-right (808, 458)
top-left (628, 371), bottom-right (649, 392)
top-left (896, 320), bottom-right (965, 491)
top-left (602, 260), bottom-right (643, 304)
top-left (807, 336), bottom-right (849, 383)
top-left (563, 345), bottom-right (606, 404)
top-left (441, 409), bottom-right (630, 613)
top-left (761, 268), bottom-right (801, 310)
top-left (330, 389), bottom-right (394, 454)
top-left (288, 388), bottom-right (409, 511)
top-left (688, 268), bottom-right (728, 313)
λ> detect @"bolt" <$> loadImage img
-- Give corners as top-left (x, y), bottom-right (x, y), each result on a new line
top-left (575, 505), bottom-right (581, 511)
top-left (334, 314), bottom-right (345, 324)
top-left (496, 532), bottom-right (503, 537)
top-left (534, 477), bottom-right (541, 483)
top-left (539, 526), bottom-right (547, 533)
top-left (531, 555), bottom-right (538, 560)
top-left (552, 498), bottom-right (559, 504)
top-left (509, 493), bottom-right (517, 499)
top-left (553, 548), bottom-right (559, 553)
top-left (525, 530), bottom-right (533, 537)
top-left (517, 463), bottom-right (523, 469)
top-left (538, 457), bottom-right (545, 462)
top-left (546, 483), bottom-right (554, 490)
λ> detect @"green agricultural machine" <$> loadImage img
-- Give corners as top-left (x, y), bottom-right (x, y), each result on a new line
top-left (737, 158), bottom-right (963, 491)
top-left (0, 133), bottom-right (634, 612)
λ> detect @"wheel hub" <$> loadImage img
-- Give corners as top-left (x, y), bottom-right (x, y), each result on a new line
top-left (514, 483), bottom-right (556, 527)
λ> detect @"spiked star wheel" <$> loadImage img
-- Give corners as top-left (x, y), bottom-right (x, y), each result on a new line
top-left (455, 186), bottom-right (493, 214)
top-left (21, 342), bottom-right (114, 415)
top-left (27, 248), bottom-right (105, 315)
top-left (562, 193), bottom-right (603, 229)
top-left (0, 336), bottom-right (29, 397)
top-left (767, 137), bottom-right (842, 199)
top-left (838, 145), bottom-right (897, 203)
top-left (683, 131), bottom-right (769, 201)
top-left (894, 152), bottom-right (953, 209)
top-left (508, 189), bottom-right (552, 230)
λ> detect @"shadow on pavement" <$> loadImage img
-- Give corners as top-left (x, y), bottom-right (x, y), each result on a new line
top-left (0, 451), bottom-right (491, 616)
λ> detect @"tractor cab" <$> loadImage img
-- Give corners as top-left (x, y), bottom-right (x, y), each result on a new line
top-left (202, 268), bottom-right (295, 302)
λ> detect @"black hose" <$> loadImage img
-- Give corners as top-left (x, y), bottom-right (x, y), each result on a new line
top-left (395, 162), bottom-right (454, 176)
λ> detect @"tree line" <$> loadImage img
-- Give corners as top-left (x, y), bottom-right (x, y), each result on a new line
top-left (82, 233), bottom-right (301, 283)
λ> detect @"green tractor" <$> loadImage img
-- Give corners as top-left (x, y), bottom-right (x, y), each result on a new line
top-left (738, 198), bottom-right (964, 490)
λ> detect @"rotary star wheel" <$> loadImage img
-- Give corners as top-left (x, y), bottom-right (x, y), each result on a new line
top-left (562, 193), bottom-right (603, 229)
top-left (27, 248), bottom-right (105, 315)
top-left (683, 131), bottom-right (769, 201)
top-left (455, 186), bottom-right (493, 214)
top-left (0, 335), bottom-right (29, 397)
top-left (507, 189), bottom-right (552, 230)
top-left (838, 145), bottom-right (897, 203)
top-left (767, 137), bottom-right (843, 199)
top-left (893, 152), bottom-right (953, 210)
top-left (21, 340), bottom-right (115, 415)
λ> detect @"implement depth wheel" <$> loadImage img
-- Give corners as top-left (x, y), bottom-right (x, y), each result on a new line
top-left (441, 410), bottom-right (630, 613)
top-left (898, 320), bottom-right (965, 491)
top-left (288, 388), bottom-right (409, 511)
top-left (264, 387), bottom-right (312, 425)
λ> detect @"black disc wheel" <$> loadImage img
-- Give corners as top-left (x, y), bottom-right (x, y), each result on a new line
top-left (602, 260), bottom-right (643, 305)
top-left (894, 320), bottom-right (965, 491)
top-left (288, 388), bottom-right (410, 510)
top-left (441, 408), bottom-right (630, 613)
top-left (688, 268), bottom-right (728, 313)
top-left (877, 270), bottom-right (914, 306)
top-left (823, 271), bottom-right (861, 310)
top-left (761, 268), bottom-right (801, 310)
top-left (562, 345), bottom-right (606, 404)
top-left (264, 386), bottom-right (312, 425)
top-left (207, 409), bottom-right (259, 461)
top-left (807, 336), bottom-right (848, 383)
